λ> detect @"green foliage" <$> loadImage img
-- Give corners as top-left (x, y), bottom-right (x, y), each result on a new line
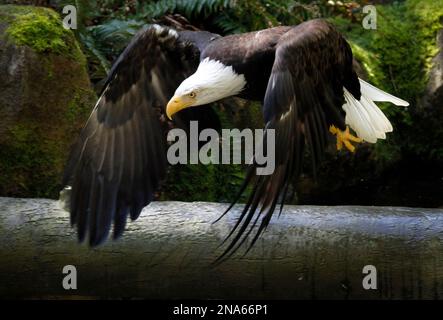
top-left (332, 0), bottom-right (443, 162)
top-left (161, 162), bottom-right (244, 202)
top-left (81, 19), bottom-right (145, 77)
top-left (138, 0), bottom-right (235, 20)
top-left (209, 0), bottom-right (368, 33)
top-left (212, 0), bottom-right (324, 33)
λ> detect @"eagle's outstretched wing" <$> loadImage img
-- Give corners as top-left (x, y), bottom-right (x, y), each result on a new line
top-left (63, 25), bottom-right (220, 246)
top-left (217, 20), bottom-right (370, 260)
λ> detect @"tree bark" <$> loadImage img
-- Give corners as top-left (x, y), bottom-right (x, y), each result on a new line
top-left (1, 197), bottom-right (443, 299)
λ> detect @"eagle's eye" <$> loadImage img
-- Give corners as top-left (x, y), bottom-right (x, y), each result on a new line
top-left (188, 92), bottom-right (196, 98)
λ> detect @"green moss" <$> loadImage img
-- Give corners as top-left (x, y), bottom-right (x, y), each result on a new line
top-left (5, 7), bottom-right (66, 53)
top-left (0, 123), bottom-right (40, 196)
top-left (66, 92), bottom-right (84, 123)
top-left (1, 5), bottom-right (84, 61)
top-left (0, 121), bottom-right (67, 197)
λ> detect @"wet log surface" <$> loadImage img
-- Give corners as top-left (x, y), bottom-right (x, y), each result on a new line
top-left (1, 197), bottom-right (443, 299)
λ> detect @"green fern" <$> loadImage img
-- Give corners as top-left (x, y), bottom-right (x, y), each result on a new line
top-left (82, 19), bottom-right (146, 78)
top-left (138, 0), bottom-right (235, 19)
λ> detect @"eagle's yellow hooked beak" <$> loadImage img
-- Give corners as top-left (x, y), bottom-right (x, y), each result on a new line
top-left (166, 95), bottom-right (195, 120)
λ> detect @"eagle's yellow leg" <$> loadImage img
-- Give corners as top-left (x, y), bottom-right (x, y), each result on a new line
top-left (329, 125), bottom-right (362, 153)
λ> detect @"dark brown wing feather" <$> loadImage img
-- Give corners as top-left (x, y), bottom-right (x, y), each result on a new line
top-left (63, 25), bottom-right (219, 246)
top-left (217, 19), bottom-right (360, 260)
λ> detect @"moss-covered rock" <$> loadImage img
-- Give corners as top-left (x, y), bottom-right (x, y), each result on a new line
top-left (0, 5), bottom-right (96, 198)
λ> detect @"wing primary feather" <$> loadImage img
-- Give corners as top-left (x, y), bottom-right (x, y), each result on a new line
top-left (242, 169), bottom-right (287, 255)
top-left (86, 171), bottom-right (98, 246)
top-left (90, 174), bottom-right (106, 246)
top-left (215, 177), bottom-right (268, 263)
top-left (113, 200), bottom-right (129, 240)
top-left (215, 174), bottom-right (261, 250)
top-left (96, 180), bottom-right (118, 245)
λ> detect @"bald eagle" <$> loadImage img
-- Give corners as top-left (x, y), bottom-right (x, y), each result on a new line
top-left (63, 20), bottom-right (408, 257)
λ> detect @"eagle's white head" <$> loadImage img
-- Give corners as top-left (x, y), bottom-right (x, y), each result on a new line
top-left (166, 58), bottom-right (246, 119)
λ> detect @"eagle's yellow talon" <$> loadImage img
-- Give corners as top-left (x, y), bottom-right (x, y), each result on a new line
top-left (329, 125), bottom-right (362, 153)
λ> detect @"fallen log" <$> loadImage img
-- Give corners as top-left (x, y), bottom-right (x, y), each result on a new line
top-left (0, 197), bottom-right (443, 299)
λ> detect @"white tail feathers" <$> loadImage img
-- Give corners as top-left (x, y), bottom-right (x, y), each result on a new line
top-left (342, 78), bottom-right (410, 143)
